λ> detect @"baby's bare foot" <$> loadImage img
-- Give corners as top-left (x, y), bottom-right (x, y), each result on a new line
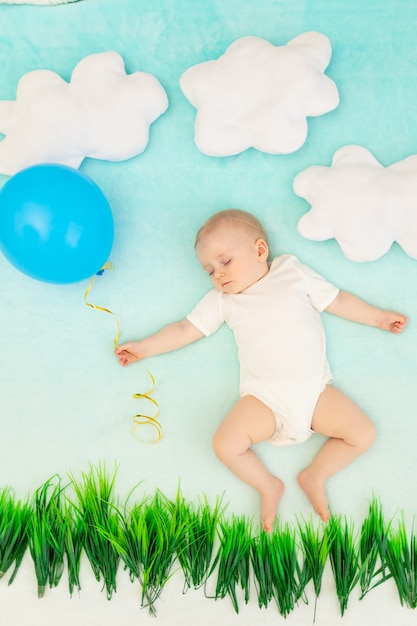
top-left (297, 469), bottom-right (330, 522)
top-left (260, 478), bottom-right (284, 532)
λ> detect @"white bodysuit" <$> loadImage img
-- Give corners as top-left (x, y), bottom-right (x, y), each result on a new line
top-left (186, 255), bottom-right (339, 446)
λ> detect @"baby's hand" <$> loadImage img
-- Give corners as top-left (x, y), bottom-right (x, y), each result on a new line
top-left (379, 311), bottom-right (408, 334)
top-left (115, 342), bottom-right (142, 366)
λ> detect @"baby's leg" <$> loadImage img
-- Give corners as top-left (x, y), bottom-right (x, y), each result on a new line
top-left (212, 395), bottom-right (284, 532)
top-left (298, 385), bottom-right (376, 521)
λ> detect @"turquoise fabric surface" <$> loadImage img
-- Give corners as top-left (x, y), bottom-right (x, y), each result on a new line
top-left (0, 1), bottom-right (416, 623)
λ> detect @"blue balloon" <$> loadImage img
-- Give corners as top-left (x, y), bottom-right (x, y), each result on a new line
top-left (0, 164), bottom-right (114, 284)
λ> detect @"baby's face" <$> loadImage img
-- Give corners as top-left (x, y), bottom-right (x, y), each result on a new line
top-left (196, 224), bottom-right (269, 294)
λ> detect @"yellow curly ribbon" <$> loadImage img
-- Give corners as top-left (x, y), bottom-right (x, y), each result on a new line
top-left (84, 262), bottom-right (120, 347)
top-left (84, 265), bottom-right (162, 443)
top-left (132, 370), bottom-right (163, 443)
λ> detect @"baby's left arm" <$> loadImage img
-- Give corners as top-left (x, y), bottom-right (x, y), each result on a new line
top-left (325, 290), bottom-right (408, 334)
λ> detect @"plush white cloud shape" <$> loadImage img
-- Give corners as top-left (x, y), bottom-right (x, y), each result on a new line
top-left (179, 33), bottom-right (339, 157)
top-left (0, 51), bottom-right (168, 175)
top-left (294, 145), bottom-right (417, 262)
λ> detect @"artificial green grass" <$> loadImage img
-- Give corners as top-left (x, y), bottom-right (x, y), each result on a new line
top-left (0, 463), bottom-right (415, 618)
top-left (385, 515), bottom-right (417, 609)
top-left (28, 476), bottom-right (67, 598)
top-left (68, 463), bottom-right (121, 600)
top-left (173, 489), bottom-right (223, 593)
top-left (251, 521), bottom-right (301, 616)
top-left (210, 514), bottom-right (252, 612)
top-left (0, 486), bottom-right (30, 585)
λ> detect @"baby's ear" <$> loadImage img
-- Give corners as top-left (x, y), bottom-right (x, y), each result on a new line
top-left (256, 238), bottom-right (269, 261)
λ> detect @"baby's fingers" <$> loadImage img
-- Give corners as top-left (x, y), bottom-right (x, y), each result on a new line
top-left (390, 314), bottom-right (408, 334)
top-left (114, 342), bottom-right (142, 365)
top-left (117, 352), bottom-right (134, 366)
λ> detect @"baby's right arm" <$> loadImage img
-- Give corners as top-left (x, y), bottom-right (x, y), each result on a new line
top-left (114, 318), bottom-right (204, 366)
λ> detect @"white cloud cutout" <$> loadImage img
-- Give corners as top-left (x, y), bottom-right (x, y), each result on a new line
top-left (294, 145), bottom-right (417, 262)
top-left (179, 32), bottom-right (339, 157)
top-left (0, 51), bottom-right (168, 175)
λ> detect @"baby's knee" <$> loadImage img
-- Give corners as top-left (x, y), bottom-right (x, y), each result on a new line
top-left (212, 428), bottom-right (230, 461)
top-left (360, 419), bottom-right (377, 451)
top-left (212, 425), bottom-right (248, 461)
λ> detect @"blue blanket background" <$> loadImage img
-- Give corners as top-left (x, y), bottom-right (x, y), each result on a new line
top-left (0, 1), bottom-right (416, 623)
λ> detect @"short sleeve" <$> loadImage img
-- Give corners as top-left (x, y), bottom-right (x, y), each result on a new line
top-left (186, 289), bottom-right (225, 336)
top-left (292, 257), bottom-right (339, 312)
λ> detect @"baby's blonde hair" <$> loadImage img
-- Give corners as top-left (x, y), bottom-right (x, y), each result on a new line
top-left (195, 209), bottom-right (268, 247)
